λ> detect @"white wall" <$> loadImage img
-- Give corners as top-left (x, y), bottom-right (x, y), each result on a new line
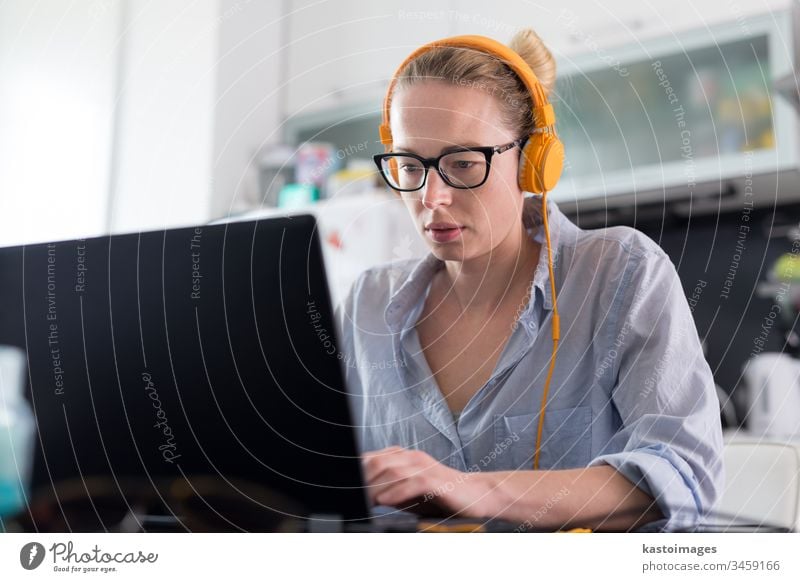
top-left (0, 0), bottom-right (119, 246)
top-left (109, 0), bottom-right (219, 234)
top-left (0, 0), bottom-right (221, 245)
top-left (211, 0), bottom-right (284, 219)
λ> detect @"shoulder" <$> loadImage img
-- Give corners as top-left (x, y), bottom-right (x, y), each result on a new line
top-left (563, 222), bottom-right (674, 291)
top-left (571, 223), bottom-right (668, 263)
top-left (540, 198), bottom-right (668, 265)
top-left (557, 220), bottom-right (680, 322)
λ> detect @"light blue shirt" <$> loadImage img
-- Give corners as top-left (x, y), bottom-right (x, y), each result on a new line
top-left (335, 197), bottom-right (723, 531)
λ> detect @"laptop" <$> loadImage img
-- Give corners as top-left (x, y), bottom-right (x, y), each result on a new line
top-left (0, 215), bottom-right (381, 531)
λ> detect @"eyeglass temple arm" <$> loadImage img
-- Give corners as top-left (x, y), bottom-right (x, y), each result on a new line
top-left (493, 138), bottom-right (525, 154)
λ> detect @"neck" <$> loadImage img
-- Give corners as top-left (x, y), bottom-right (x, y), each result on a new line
top-left (442, 221), bottom-right (540, 313)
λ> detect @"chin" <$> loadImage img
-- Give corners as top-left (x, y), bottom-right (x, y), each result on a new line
top-left (426, 243), bottom-right (471, 262)
top-left (430, 249), bottom-right (462, 262)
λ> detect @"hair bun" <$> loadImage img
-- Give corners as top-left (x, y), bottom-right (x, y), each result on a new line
top-left (509, 29), bottom-right (556, 99)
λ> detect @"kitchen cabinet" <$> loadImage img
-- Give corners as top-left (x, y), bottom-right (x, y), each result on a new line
top-left (550, 6), bottom-right (800, 210)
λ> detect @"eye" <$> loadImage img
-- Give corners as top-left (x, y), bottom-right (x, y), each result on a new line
top-left (399, 163), bottom-right (423, 173)
top-left (450, 160), bottom-right (476, 169)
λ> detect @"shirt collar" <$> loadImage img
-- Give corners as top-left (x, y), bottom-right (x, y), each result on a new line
top-left (384, 196), bottom-right (571, 332)
top-left (384, 253), bottom-right (442, 334)
top-left (527, 195), bottom-right (568, 312)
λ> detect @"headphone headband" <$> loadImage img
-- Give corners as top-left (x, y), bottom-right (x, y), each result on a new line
top-left (379, 35), bottom-right (555, 147)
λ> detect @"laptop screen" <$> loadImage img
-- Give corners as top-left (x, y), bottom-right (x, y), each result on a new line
top-left (0, 215), bottom-right (369, 529)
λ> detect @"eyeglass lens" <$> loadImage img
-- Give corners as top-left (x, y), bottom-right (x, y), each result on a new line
top-left (381, 150), bottom-right (488, 190)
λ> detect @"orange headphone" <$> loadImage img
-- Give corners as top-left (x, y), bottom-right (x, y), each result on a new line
top-left (380, 35), bottom-right (563, 470)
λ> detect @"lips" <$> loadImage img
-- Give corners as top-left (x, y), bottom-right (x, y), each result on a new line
top-left (424, 222), bottom-right (464, 243)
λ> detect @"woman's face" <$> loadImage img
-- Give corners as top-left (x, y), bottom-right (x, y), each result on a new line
top-left (390, 81), bottom-right (525, 263)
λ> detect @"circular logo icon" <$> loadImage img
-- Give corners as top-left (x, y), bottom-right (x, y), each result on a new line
top-left (20, 542), bottom-right (46, 570)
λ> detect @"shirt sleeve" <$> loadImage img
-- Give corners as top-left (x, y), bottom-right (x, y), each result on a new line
top-left (588, 249), bottom-right (724, 531)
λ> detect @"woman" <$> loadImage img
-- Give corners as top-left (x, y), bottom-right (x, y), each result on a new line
top-left (336, 29), bottom-right (723, 531)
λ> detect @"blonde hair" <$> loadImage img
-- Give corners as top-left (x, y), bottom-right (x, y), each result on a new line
top-left (394, 28), bottom-right (557, 140)
top-left (393, 29), bottom-right (556, 224)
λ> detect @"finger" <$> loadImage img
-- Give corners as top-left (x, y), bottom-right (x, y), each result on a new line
top-left (361, 447), bottom-right (405, 473)
top-left (374, 476), bottom-right (430, 507)
top-left (361, 446), bottom-right (404, 462)
top-left (365, 462), bottom-right (425, 504)
top-left (362, 449), bottom-right (418, 483)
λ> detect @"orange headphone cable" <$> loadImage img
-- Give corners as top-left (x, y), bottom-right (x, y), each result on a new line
top-left (533, 192), bottom-right (560, 470)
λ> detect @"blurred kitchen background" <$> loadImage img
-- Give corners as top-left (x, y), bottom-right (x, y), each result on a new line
top-left (3, 0), bottom-right (800, 445)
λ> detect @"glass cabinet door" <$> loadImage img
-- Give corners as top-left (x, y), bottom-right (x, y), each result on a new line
top-left (551, 11), bottom-right (796, 203)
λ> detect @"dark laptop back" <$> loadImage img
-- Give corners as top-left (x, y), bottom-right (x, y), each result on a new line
top-left (0, 215), bottom-right (369, 530)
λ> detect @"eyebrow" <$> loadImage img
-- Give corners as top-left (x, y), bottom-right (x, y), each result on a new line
top-left (392, 143), bottom-right (482, 155)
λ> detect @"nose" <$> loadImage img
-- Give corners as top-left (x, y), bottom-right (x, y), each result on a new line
top-left (421, 168), bottom-right (453, 210)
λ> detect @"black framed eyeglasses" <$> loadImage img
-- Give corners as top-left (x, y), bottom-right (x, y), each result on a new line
top-left (373, 138), bottom-right (524, 192)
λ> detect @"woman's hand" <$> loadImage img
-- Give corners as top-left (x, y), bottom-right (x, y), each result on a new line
top-left (361, 448), bottom-right (662, 530)
top-left (361, 446), bottom-right (496, 518)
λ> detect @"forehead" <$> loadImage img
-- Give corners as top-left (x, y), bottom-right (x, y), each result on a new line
top-left (390, 81), bottom-right (514, 153)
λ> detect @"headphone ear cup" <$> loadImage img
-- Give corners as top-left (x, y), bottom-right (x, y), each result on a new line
top-left (518, 133), bottom-right (565, 194)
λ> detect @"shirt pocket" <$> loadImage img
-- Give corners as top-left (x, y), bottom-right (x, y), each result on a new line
top-left (493, 406), bottom-right (593, 470)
